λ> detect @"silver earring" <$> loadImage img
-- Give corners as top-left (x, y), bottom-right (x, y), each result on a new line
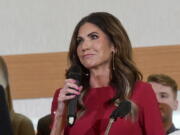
top-left (112, 52), bottom-right (115, 71)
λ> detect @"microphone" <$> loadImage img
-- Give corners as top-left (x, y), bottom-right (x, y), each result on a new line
top-left (110, 100), bottom-right (131, 120)
top-left (0, 85), bottom-right (13, 135)
top-left (104, 100), bottom-right (131, 135)
top-left (67, 65), bottom-right (82, 126)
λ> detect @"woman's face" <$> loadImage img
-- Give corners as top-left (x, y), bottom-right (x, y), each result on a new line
top-left (76, 23), bottom-right (114, 70)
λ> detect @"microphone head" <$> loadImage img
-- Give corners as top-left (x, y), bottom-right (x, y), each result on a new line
top-left (67, 65), bottom-right (82, 84)
top-left (117, 100), bottom-right (131, 117)
top-left (110, 100), bottom-right (131, 120)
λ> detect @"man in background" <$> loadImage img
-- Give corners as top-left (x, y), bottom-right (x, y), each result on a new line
top-left (147, 74), bottom-right (179, 134)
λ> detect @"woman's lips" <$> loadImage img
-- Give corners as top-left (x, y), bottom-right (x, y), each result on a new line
top-left (83, 54), bottom-right (94, 59)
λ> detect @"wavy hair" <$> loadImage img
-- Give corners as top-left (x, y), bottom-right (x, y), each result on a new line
top-left (64, 12), bottom-right (143, 125)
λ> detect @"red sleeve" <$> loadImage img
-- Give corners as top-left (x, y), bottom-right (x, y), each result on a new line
top-left (50, 88), bottom-right (61, 128)
top-left (135, 82), bottom-right (166, 135)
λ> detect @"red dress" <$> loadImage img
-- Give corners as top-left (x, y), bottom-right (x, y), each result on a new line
top-left (51, 81), bottom-right (165, 135)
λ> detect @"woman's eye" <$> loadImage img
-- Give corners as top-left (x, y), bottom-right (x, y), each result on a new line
top-left (77, 38), bottom-right (83, 45)
top-left (91, 34), bottom-right (98, 39)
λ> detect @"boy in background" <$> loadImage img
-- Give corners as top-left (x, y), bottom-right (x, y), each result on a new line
top-left (147, 74), bottom-right (179, 134)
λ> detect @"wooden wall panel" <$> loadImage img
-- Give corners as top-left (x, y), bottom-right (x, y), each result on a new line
top-left (3, 52), bottom-right (68, 99)
top-left (3, 45), bottom-right (180, 99)
top-left (133, 45), bottom-right (180, 87)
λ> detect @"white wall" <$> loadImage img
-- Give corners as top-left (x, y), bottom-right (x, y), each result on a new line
top-left (0, 0), bottom-right (180, 130)
top-left (13, 97), bottom-right (52, 130)
top-left (0, 0), bottom-right (180, 55)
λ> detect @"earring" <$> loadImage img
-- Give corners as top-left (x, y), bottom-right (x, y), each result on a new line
top-left (112, 52), bottom-right (115, 71)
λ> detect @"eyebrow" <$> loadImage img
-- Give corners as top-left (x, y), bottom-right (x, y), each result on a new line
top-left (77, 32), bottom-right (98, 38)
top-left (87, 32), bottom-right (98, 37)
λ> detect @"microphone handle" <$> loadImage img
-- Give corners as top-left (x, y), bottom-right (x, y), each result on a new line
top-left (67, 95), bottom-right (78, 125)
top-left (67, 80), bottom-right (80, 126)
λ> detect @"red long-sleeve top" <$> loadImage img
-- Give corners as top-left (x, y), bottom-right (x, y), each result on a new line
top-left (51, 81), bottom-right (165, 135)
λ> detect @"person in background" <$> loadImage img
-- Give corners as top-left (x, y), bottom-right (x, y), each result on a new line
top-left (0, 56), bottom-right (35, 135)
top-left (36, 114), bottom-right (51, 135)
top-left (50, 12), bottom-right (165, 135)
top-left (0, 85), bottom-right (13, 135)
top-left (147, 74), bottom-right (179, 135)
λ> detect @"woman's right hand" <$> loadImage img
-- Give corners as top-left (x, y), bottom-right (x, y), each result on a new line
top-left (56, 79), bottom-right (82, 114)
top-left (58, 78), bottom-right (82, 102)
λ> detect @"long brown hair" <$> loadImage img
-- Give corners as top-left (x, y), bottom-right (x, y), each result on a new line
top-left (56, 13), bottom-right (144, 133)
top-left (67, 12), bottom-right (142, 105)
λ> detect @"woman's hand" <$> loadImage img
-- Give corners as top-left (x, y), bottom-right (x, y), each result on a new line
top-left (56, 79), bottom-right (83, 114)
top-left (59, 79), bottom-right (82, 102)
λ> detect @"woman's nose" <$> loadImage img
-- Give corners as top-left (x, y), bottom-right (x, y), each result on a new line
top-left (81, 40), bottom-right (91, 51)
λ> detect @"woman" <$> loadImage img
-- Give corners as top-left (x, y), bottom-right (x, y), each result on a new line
top-left (50, 12), bottom-right (165, 135)
top-left (0, 56), bottom-right (35, 135)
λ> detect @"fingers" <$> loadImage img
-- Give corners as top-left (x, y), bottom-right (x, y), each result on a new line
top-left (58, 79), bottom-right (82, 102)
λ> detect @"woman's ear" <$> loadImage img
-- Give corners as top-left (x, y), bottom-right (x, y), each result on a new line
top-left (111, 44), bottom-right (116, 53)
